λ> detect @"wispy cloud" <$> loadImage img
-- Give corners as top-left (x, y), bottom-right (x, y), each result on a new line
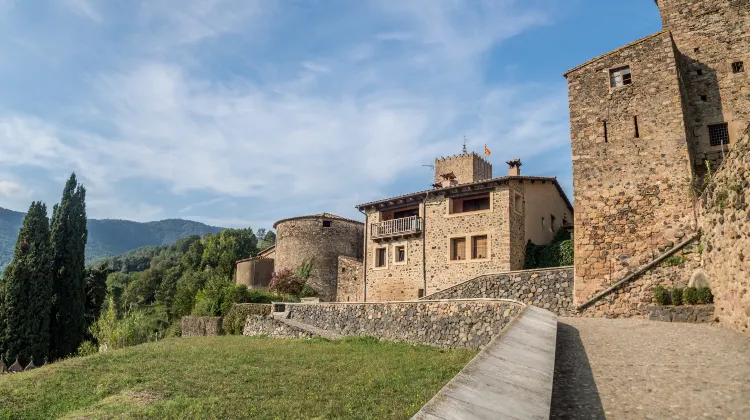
top-left (0, 180), bottom-right (21, 197)
top-left (64, 0), bottom-right (103, 23)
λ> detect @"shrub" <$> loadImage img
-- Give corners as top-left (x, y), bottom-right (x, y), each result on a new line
top-left (683, 287), bottom-right (699, 305)
top-left (524, 229), bottom-right (574, 269)
top-left (662, 255), bottom-right (686, 267)
top-left (696, 287), bottom-right (714, 304)
top-left (222, 303), bottom-right (272, 335)
top-left (653, 285), bottom-right (667, 305)
top-left (299, 283), bottom-right (318, 298)
top-left (295, 259), bottom-right (314, 279)
top-left (671, 287), bottom-right (683, 306)
top-left (269, 269), bottom-right (307, 296)
top-left (91, 297), bottom-right (167, 351)
top-left (76, 341), bottom-right (98, 357)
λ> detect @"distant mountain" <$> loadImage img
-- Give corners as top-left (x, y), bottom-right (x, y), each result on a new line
top-left (0, 206), bottom-right (224, 272)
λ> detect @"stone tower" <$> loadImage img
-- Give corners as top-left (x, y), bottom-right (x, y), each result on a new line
top-left (433, 152), bottom-right (492, 187)
top-left (564, 0), bottom-right (749, 314)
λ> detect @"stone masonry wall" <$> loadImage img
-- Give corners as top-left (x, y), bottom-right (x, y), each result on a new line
top-left (245, 300), bottom-right (525, 350)
top-left (658, 0), bottom-right (750, 172)
top-left (433, 152), bottom-right (492, 186)
top-left (701, 125), bottom-right (750, 335)
top-left (181, 316), bottom-right (222, 336)
top-left (275, 216), bottom-right (364, 301)
top-left (336, 256), bottom-right (363, 302)
top-left (420, 267), bottom-right (574, 316)
top-left (566, 30), bottom-right (697, 308)
top-left (242, 316), bottom-right (315, 339)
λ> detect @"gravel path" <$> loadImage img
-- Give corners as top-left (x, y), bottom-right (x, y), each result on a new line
top-left (551, 317), bottom-right (750, 419)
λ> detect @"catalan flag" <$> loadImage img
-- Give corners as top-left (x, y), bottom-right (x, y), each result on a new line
top-left (484, 144), bottom-right (491, 156)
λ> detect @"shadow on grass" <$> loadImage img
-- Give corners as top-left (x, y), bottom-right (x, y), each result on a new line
top-left (550, 322), bottom-right (605, 420)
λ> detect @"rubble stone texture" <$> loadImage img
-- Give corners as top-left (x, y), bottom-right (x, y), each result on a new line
top-left (180, 316), bottom-right (222, 336)
top-left (335, 256), bottom-right (363, 302)
top-left (566, 0), bottom-right (749, 317)
top-left (244, 300), bottom-right (525, 350)
top-left (701, 126), bottom-right (750, 334)
top-left (421, 267), bottom-right (574, 316)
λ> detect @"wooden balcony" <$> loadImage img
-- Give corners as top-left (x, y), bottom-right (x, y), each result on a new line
top-left (371, 215), bottom-right (422, 239)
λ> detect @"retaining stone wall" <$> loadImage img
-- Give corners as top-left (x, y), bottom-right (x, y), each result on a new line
top-left (420, 267), bottom-right (574, 316)
top-left (243, 316), bottom-right (314, 339)
top-left (244, 300), bottom-right (525, 350)
top-left (181, 316), bottom-right (222, 336)
top-left (647, 305), bottom-right (715, 324)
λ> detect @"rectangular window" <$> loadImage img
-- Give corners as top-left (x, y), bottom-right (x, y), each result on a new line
top-left (395, 245), bottom-right (405, 263)
top-left (471, 235), bottom-right (488, 259)
top-left (708, 123), bottom-right (730, 147)
top-left (450, 237), bottom-right (466, 261)
top-left (450, 194), bottom-right (490, 214)
top-left (513, 192), bottom-right (523, 214)
top-left (375, 248), bottom-right (387, 267)
top-left (603, 120), bottom-right (608, 142)
top-left (633, 116), bottom-right (639, 138)
top-left (732, 61), bottom-right (744, 74)
top-left (418, 289), bottom-right (424, 298)
top-left (322, 220), bottom-right (332, 227)
top-left (700, 95), bottom-right (707, 102)
top-left (609, 66), bottom-right (632, 88)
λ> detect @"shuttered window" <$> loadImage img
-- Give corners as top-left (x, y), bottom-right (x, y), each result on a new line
top-left (471, 235), bottom-right (488, 259)
top-left (450, 237), bottom-right (466, 261)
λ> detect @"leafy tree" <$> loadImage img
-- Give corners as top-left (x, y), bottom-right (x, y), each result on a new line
top-left (201, 228), bottom-right (258, 278)
top-left (257, 228), bottom-right (276, 251)
top-left (84, 261), bottom-right (112, 336)
top-left (0, 202), bottom-right (52, 364)
top-left (49, 174), bottom-right (89, 359)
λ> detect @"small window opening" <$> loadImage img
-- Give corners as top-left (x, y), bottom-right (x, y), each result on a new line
top-left (609, 66), bottom-right (632, 88)
top-left (541, 217), bottom-right (546, 228)
top-left (375, 248), bottom-right (387, 267)
top-left (341, 267), bottom-right (346, 273)
top-left (603, 120), bottom-right (608, 143)
top-left (322, 220), bottom-right (332, 227)
top-left (633, 116), bottom-right (640, 138)
top-left (732, 61), bottom-right (745, 74)
top-left (347, 296), bottom-right (350, 302)
top-left (395, 245), bottom-right (405, 263)
top-left (708, 123), bottom-right (730, 147)
top-left (513, 192), bottom-right (523, 214)
top-left (450, 237), bottom-right (466, 261)
top-left (694, 47), bottom-right (700, 53)
top-left (417, 289), bottom-right (424, 298)
top-left (550, 214), bottom-right (556, 232)
top-left (471, 235), bottom-right (488, 259)
top-left (696, 69), bottom-right (703, 76)
top-left (700, 95), bottom-right (707, 102)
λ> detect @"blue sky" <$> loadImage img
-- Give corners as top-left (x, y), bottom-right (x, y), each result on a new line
top-left (0, 0), bottom-right (663, 229)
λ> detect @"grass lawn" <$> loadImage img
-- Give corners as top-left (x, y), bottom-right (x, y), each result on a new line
top-left (0, 336), bottom-right (476, 419)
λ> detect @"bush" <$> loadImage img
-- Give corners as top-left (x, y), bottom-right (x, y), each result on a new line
top-left (269, 269), bottom-right (307, 296)
top-left (76, 341), bottom-right (98, 357)
top-left (91, 297), bottom-right (166, 351)
top-left (683, 287), bottom-right (699, 305)
top-left (671, 287), bottom-right (683, 306)
top-left (524, 229), bottom-right (574, 269)
top-left (653, 285), bottom-right (667, 305)
top-left (222, 303), bottom-right (272, 335)
top-left (696, 287), bottom-right (714, 304)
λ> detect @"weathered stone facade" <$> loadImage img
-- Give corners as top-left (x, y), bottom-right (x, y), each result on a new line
top-left (420, 267), bottom-right (574, 316)
top-left (433, 152), bottom-right (492, 186)
top-left (274, 213), bottom-right (364, 301)
top-left (244, 300), bottom-right (525, 350)
top-left (242, 315), bottom-right (315, 339)
top-left (335, 256), bottom-right (363, 302)
top-left (359, 155), bottom-right (572, 302)
top-left (701, 125), bottom-right (750, 334)
top-left (565, 0), bottom-right (749, 313)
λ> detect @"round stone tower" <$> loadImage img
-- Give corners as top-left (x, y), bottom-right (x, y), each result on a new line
top-left (273, 213), bottom-right (364, 301)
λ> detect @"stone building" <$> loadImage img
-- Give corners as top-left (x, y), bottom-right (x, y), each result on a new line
top-left (565, 0), bottom-right (749, 314)
top-left (352, 152), bottom-right (573, 302)
top-left (235, 213), bottom-right (364, 302)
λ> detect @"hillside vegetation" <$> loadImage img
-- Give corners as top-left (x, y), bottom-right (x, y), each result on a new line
top-left (0, 206), bottom-right (224, 272)
top-left (0, 336), bottom-right (476, 419)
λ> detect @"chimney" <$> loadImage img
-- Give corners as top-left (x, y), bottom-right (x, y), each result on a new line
top-left (506, 159), bottom-right (522, 176)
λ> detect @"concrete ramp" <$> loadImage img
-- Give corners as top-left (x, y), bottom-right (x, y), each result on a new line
top-left (413, 306), bottom-right (557, 420)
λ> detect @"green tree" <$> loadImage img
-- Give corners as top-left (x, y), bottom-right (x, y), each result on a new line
top-left (0, 202), bottom-right (52, 364)
top-left (256, 228), bottom-right (276, 251)
top-left (49, 173), bottom-right (89, 359)
top-left (84, 261), bottom-right (111, 336)
top-left (201, 228), bottom-right (258, 278)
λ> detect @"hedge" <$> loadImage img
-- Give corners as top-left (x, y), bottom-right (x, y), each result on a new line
top-left (222, 303), bottom-right (272, 335)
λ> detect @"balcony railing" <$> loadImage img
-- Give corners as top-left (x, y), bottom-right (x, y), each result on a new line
top-left (371, 215), bottom-right (422, 239)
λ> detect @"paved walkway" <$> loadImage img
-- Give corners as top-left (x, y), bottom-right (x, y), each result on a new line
top-left (551, 317), bottom-right (750, 419)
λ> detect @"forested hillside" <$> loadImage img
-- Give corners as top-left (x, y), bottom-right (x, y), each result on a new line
top-left (0, 206), bottom-right (224, 272)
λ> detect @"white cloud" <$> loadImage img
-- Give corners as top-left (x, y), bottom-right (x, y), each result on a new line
top-left (0, 180), bottom-right (21, 197)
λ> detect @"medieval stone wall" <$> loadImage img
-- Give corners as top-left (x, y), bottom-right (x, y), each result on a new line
top-left (566, 30), bottom-right (697, 307)
top-left (181, 316), bottom-right (222, 336)
top-left (336, 256), bottom-right (363, 302)
top-left (701, 125), bottom-right (750, 335)
top-left (245, 300), bottom-right (525, 350)
top-left (433, 152), bottom-right (492, 186)
top-left (658, 0), bottom-right (750, 172)
top-left (275, 216), bottom-right (364, 301)
top-left (420, 267), bottom-right (574, 316)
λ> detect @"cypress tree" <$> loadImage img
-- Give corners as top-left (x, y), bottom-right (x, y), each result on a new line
top-left (0, 202), bottom-right (53, 365)
top-left (49, 173), bottom-right (88, 359)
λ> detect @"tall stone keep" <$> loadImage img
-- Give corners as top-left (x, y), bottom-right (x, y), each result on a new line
top-left (273, 213), bottom-right (364, 301)
top-left (434, 152), bottom-right (493, 187)
top-left (564, 0), bottom-right (749, 314)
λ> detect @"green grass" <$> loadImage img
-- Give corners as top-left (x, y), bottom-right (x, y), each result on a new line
top-left (0, 336), bottom-right (476, 419)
